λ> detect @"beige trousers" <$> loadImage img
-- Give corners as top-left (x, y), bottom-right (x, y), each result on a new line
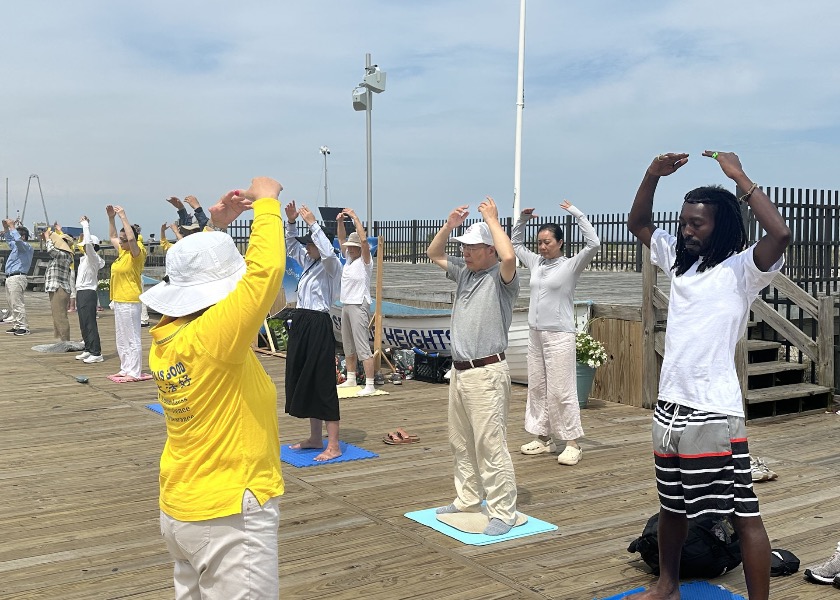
top-left (49, 288), bottom-right (70, 341)
top-left (448, 360), bottom-right (517, 525)
top-left (5, 274), bottom-right (28, 329)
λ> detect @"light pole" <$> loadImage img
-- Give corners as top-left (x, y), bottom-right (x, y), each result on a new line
top-left (319, 146), bottom-right (330, 207)
top-left (352, 53), bottom-right (386, 237)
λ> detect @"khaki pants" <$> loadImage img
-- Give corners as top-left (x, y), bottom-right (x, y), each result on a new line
top-left (524, 329), bottom-right (584, 441)
top-left (5, 274), bottom-right (28, 329)
top-left (160, 490), bottom-right (280, 600)
top-left (49, 288), bottom-right (70, 341)
top-left (448, 360), bottom-right (517, 525)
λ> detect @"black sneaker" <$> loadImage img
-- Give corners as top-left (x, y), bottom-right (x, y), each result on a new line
top-left (6, 327), bottom-right (19, 334)
top-left (14, 328), bottom-right (31, 336)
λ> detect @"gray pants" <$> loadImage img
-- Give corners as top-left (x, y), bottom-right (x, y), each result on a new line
top-left (5, 274), bottom-right (28, 329)
top-left (77, 289), bottom-right (101, 356)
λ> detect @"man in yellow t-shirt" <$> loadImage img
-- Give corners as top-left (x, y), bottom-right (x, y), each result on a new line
top-left (140, 177), bottom-right (285, 600)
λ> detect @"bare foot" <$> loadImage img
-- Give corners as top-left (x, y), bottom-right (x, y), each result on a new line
top-left (290, 438), bottom-right (322, 451)
top-left (314, 447), bottom-right (342, 462)
top-left (624, 587), bottom-right (679, 600)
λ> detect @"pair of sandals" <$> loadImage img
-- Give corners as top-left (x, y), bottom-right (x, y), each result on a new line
top-left (382, 427), bottom-right (420, 445)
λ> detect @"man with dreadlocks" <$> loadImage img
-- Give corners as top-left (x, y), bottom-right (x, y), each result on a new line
top-left (627, 150), bottom-right (790, 600)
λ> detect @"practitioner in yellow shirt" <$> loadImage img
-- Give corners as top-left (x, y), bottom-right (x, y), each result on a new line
top-left (141, 177), bottom-right (285, 599)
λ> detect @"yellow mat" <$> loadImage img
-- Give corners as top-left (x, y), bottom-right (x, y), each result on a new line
top-left (337, 385), bottom-right (390, 399)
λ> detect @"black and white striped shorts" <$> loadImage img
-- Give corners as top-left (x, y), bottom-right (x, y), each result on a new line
top-left (652, 401), bottom-right (758, 519)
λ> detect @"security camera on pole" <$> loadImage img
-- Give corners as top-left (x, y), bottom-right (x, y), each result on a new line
top-left (352, 53), bottom-right (386, 238)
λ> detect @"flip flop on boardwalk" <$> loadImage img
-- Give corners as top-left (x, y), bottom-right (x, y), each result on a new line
top-left (383, 428), bottom-right (420, 445)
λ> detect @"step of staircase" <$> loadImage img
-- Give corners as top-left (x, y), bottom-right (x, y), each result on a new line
top-left (747, 361), bottom-right (807, 376)
top-left (746, 339), bottom-right (781, 352)
top-left (746, 383), bottom-right (831, 405)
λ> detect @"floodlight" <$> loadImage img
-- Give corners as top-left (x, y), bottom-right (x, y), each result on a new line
top-left (352, 87), bottom-right (368, 111)
top-left (363, 67), bottom-right (386, 93)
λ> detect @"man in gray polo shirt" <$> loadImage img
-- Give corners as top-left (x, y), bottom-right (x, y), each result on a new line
top-left (427, 196), bottom-right (520, 536)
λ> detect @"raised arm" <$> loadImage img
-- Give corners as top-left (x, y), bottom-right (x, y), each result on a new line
top-left (113, 206), bottom-right (140, 257)
top-left (511, 208), bottom-right (540, 267)
top-left (428, 205), bottom-right (469, 270)
top-left (336, 210), bottom-right (347, 247)
top-left (628, 152), bottom-right (689, 248)
top-left (185, 195), bottom-right (208, 229)
top-left (343, 208), bottom-right (370, 264)
top-left (478, 196), bottom-right (516, 284)
top-left (106, 205), bottom-right (120, 247)
top-left (705, 150), bottom-right (790, 271)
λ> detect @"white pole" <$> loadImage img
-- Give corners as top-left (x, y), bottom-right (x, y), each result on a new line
top-left (365, 53), bottom-right (374, 238)
top-left (512, 0), bottom-right (526, 217)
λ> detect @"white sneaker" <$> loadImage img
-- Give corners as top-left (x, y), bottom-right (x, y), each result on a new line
top-left (520, 438), bottom-right (555, 455)
top-left (83, 354), bottom-right (104, 363)
top-left (356, 386), bottom-right (377, 397)
top-left (557, 446), bottom-right (582, 465)
top-left (76, 352), bottom-right (91, 360)
top-left (337, 379), bottom-right (358, 388)
top-left (1, 316), bottom-right (14, 323)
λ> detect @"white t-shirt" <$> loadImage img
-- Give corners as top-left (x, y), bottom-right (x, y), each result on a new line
top-left (650, 228), bottom-right (784, 417)
top-left (340, 255), bottom-right (372, 305)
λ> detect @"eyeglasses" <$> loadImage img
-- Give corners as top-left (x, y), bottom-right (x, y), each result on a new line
top-left (462, 244), bottom-right (489, 253)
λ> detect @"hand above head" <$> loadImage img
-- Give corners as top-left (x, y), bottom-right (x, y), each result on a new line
top-left (521, 208), bottom-right (537, 220)
top-left (242, 176), bottom-right (283, 202)
top-left (446, 205), bottom-right (469, 229)
top-left (703, 150), bottom-right (745, 180)
top-left (184, 195), bottom-right (200, 209)
top-left (342, 208), bottom-right (358, 220)
top-left (647, 152), bottom-right (689, 177)
top-left (4, 218), bottom-right (15, 229)
top-left (105, 205), bottom-right (116, 218)
top-left (299, 205), bottom-right (316, 225)
top-left (559, 200), bottom-right (575, 212)
top-left (113, 205), bottom-right (126, 218)
top-left (284, 200), bottom-right (299, 222)
top-left (80, 215), bottom-right (89, 224)
top-left (166, 196), bottom-right (184, 210)
top-left (478, 196), bottom-right (499, 222)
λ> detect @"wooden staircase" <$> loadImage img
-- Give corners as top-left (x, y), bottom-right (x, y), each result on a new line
top-left (743, 335), bottom-right (833, 420)
top-left (641, 247), bottom-right (835, 421)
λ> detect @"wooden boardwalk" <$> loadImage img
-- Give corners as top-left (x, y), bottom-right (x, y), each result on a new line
top-left (1, 291), bottom-right (839, 599)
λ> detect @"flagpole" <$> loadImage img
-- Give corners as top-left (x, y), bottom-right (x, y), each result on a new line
top-left (512, 0), bottom-right (526, 217)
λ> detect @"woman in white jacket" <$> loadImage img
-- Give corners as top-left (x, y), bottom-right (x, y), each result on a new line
top-left (512, 201), bottom-right (600, 466)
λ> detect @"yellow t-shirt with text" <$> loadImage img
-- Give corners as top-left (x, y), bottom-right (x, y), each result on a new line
top-left (149, 198), bottom-right (285, 521)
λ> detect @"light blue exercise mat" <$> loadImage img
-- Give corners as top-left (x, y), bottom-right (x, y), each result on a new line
top-left (281, 440), bottom-right (378, 467)
top-left (598, 581), bottom-right (746, 600)
top-left (404, 507), bottom-right (558, 546)
top-left (145, 403), bottom-right (164, 415)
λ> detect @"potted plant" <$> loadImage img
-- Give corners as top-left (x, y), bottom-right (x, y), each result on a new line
top-left (575, 330), bottom-right (609, 408)
top-left (97, 279), bottom-right (111, 310)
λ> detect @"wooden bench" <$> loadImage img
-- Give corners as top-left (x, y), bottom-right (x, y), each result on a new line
top-left (27, 259), bottom-right (50, 292)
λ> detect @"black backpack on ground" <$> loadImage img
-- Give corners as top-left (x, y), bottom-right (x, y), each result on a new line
top-left (627, 513), bottom-right (743, 578)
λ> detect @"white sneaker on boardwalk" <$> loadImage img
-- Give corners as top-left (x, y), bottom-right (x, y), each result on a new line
top-left (76, 352), bottom-right (91, 361)
top-left (337, 379), bottom-right (357, 388)
top-left (557, 446), bottom-right (582, 465)
top-left (83, 355), bottom-right (104, 364)
top-left (520, 438), bottom-right (555, 455)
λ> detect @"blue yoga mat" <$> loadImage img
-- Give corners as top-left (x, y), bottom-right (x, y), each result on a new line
top-left (404, 507), bottom-right (558, 546)
top-left (281, 440), bottom-right (378, 467)
top-left (145, 403), bottom-right (163, 415)
top-left (598, 581), bottom-right (746, 600)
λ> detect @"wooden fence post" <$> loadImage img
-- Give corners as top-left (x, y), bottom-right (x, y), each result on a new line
top-left (641, 246), bottom-right (659, 409)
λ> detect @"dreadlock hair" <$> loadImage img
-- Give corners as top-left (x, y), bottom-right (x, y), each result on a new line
top-left (673, 185), bottom-right (747, 276)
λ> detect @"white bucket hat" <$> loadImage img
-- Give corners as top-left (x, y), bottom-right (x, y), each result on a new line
top-left (342, 231), bottom-right (363, 248)
top-left (140, 231), bottom-right (246, 317)
top-left (452, 222), bottom-right (494, 246)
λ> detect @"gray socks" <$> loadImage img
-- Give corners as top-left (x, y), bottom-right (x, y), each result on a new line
top-left (435, 503), bottom-right (461, 515)
top-left (483, 518), bottom-right (513, 536)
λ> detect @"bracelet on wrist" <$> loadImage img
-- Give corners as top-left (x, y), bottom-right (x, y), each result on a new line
top-left (739, 183), bottom-right (758, 203)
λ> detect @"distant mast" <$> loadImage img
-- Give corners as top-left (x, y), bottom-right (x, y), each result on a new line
top-left (512, 0), bottom-right (526, 217)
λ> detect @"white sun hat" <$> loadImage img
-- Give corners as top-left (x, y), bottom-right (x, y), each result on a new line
top-left (139, 231), bottom-right (246, 317)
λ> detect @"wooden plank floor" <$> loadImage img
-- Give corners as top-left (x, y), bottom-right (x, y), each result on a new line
top-left (1, 291), bottom-right (838, 599)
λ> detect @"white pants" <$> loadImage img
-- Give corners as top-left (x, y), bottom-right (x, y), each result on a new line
top-left (160, 490), bottom-right (280, 600)
top-left (448, 360), bottom-right (517, 525)
top-left (5, 274), bottom-right (28, 329)
top-left (524, 329), bottom-right (584, 441)
top-left (114, 301), bottom-right (142, 377)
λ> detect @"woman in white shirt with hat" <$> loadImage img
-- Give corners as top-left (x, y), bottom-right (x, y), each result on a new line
top-left (336, 208), bottom-right (376, 396)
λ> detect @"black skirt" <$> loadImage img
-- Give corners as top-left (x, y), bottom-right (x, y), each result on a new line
top-left (284, 308), bottom-right (340, 421)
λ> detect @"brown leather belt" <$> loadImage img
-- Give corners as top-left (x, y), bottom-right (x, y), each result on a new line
top-left (452, 352), bottom-right (505, 371)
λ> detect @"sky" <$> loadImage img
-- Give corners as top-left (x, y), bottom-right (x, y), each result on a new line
top-left (2, 1), bottom-right (839, 240)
